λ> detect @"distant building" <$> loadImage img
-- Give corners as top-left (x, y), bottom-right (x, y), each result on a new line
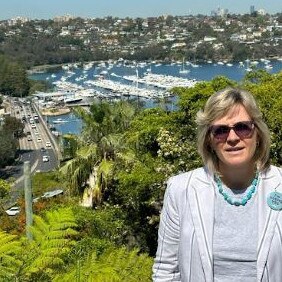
top-left (54, 14), bottom-right (75, 23)
top-left (250, 5), bottom-right (255, 14)
top-left (257, 9), bottom-right (266, 16)
top-left (211, 7), bottom-right (228, 17)
top-left (8, 16), bottom-right (29, 26)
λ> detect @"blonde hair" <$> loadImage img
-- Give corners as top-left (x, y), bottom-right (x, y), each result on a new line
top-left (196, 87), bottom-right (270, 173)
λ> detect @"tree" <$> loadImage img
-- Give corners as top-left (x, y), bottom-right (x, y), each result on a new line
top-left (0, 130), bottom-right (18, 167)
top-left (60, 101), bottom-right (137, 205)
top-left (0, 59), bottom-right (30, 97)
top-left (3, 115), bottom-right (24, 138)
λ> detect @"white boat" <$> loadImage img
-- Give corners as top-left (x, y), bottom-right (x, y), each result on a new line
top-left (179, 58), bottom-right (190, 74)
top-left (52, 118), bottom-right (67, 124)
top-left (64, 97), bottom-right (83, 104)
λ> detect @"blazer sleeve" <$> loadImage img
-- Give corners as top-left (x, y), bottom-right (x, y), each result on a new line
top-left (152, 177), bottom-right (181, 281)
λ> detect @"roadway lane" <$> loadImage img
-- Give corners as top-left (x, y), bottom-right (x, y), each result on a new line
top-left (11, 100), bottom-right (59, 189)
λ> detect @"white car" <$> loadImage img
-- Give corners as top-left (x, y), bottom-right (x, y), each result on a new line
top-left (37, 137), bottom-right (42, 142)
top-left (5, 206), bottom-right (20, 216)
top-left (45, 141), bottom-right (51, 148)
top-left (42, 155), bottom-right (49, 162)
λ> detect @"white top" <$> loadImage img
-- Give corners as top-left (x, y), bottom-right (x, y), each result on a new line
top-left (213, 183), bottom-right (258, 282)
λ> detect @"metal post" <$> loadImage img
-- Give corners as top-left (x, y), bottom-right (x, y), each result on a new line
top-left (24, 161), bottom-right (33, 240)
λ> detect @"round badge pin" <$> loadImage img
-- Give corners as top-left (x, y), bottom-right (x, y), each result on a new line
top-left (267, 191), bottom-right (282, 211)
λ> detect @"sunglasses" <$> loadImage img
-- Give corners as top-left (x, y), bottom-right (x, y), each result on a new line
top-left (209, 121), bottom-right (255, 141)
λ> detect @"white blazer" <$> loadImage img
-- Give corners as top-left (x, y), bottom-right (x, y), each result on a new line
top-left (152, 165), bottom-right (282, 282)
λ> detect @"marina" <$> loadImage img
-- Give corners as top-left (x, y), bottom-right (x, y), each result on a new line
top-left (30, 59), bottom-right (282, 136)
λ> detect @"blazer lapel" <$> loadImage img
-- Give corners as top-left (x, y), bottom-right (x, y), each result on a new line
top-left (257, 166), bottom-right (282, 281)
top-left (188, 168), bottom-right (215, 282)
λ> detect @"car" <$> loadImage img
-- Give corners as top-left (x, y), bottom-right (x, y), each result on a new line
top-left (37, 137), bottom-right (42, 142)
top-left (42, 155), bottom-right (49, 162)
top-left (5, 206), bottom-right (20, 216)
top-left (45, 141), bottom-right (51, 148)
top-left (27, 136), bottom-right (32, 141)
top-left (31, 124), bottom-right (36, 129)
top-left (40, 147), bottom-right (46, 152)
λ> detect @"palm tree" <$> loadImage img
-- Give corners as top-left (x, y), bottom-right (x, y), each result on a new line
top-left (60, 100), bottom-right (137, 206)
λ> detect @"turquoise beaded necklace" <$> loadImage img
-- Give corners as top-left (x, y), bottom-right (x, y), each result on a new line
top-left (215, 172), bottom-right (259, 206)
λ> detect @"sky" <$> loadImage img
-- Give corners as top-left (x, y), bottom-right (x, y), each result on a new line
top-left (0, 0), bottom-right (281, 20)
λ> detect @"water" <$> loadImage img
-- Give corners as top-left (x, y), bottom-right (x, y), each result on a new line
top-left (47, 112), bottom-right (83, 135)
top-left (31, 60), bottom-right (282, 135)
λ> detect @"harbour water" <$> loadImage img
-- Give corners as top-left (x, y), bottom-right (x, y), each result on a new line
top-left (31, 59), bottom-right (282, 135)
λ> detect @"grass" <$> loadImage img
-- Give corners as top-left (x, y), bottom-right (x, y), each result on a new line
top-left (32, 171), bottom-right (65, 197)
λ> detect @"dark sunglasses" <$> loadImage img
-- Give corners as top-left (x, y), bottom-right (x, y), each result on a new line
top-left (209, 121), bottom-right (255, 141)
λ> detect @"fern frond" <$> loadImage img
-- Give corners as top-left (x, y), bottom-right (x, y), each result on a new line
top-left (26, 207), bottom-right (78, 276)
top-left (0, 230), bottom-right (22, 278)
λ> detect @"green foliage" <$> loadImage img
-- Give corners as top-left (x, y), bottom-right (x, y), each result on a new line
top-left (243, 71), bottom-right (282, 165)
top-left (76, 100), bottom-right (136, 144)
top-left (0, 230), bottom-right (22, 280)
top-left (61, 101), bottom-right (137, 201)
top-left (2, 115), bottom-right (24, 137)
top-left (116, 158), bottom-right (165, 253)
top-left (0, 115), bottom-right (24, 167)
top-left (156, 127), bottom-right (202, 177)
top-left (28, 79), bottom-right (50, 94)
top-left (0, 129), bottom-right (18, 167)
top-left (53, 247), bottom-right (153, 282)
top-left (73, 205), bottom-right (127, 244)
top-left (23, 207), bottom-right (78, 276)
top-left (0, 55), bottom-right (30, 97)
top-left (32, 171), bottom-right (65, 196)
top-left (61, 134), bottom-right (79, 160)
top-left (0, 178), bottom-right (10, 199)
top-left (93, 159), bottom-right (114, 204)
top-left (125, 107), bottom-right (171, 156)
top-left (171, 77), bottom-right (236, 142)
top-left (59, 144), bottom-right (98, 195)
top-left (243, 69), bottom-right (272, 84)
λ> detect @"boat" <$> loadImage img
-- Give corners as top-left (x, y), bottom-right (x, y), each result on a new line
top-left (265, 64), bottom-right (273, 70)
top-left (64, 97), bottom-right (83, 104)
top-left (52, 118), bottom-right (67, 124)
top-left (179, 58), bottom-right (190, 74)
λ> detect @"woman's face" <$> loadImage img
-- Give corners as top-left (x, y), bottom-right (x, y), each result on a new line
top-left (210, 104), bottom-right (258, 171)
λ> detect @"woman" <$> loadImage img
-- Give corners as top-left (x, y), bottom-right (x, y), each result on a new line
top-left (152, 88), bottom-right (282, 281)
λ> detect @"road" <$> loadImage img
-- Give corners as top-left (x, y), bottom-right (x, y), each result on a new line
top-left (6, 98), bottom-right (60, 199)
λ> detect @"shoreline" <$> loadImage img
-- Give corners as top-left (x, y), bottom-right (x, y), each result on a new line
top-left (28, 57), bottom-right (282, 74)
top-left (40, 107), bottom-right (71, 116)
